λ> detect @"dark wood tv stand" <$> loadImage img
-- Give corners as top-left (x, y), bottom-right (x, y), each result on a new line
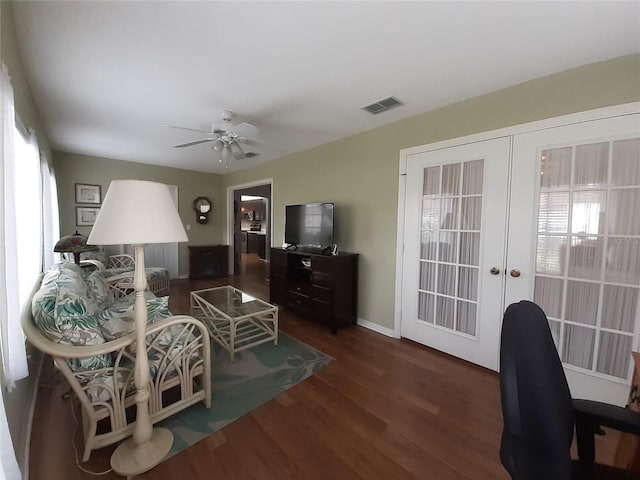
top-left (270, 247), bottom-right (358, 333)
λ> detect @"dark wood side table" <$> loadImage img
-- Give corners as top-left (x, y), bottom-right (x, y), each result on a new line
top-left (189, 245), bottom-right (229, 279)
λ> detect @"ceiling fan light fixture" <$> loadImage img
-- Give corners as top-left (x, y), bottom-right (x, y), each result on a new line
top-left (229, 141), bottom-right (245, 160)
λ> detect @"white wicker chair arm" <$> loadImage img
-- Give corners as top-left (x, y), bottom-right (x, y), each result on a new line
top-left (108, 254), bottom-right (135, 269)
top-left (104, 271), bottom-right (134, 283)
top-left (23, 293), bottom-right (207, 358)
top-left (79, 259), bottom-right (106, 271)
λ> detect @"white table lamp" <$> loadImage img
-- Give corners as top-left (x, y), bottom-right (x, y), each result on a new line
top-left (87, 179), bottom-right (188, 476)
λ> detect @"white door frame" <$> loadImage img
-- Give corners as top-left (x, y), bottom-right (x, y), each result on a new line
top-left (395, 102), bottom-right (640, 338)
top-left (226, 178), bottom-right (274, 274)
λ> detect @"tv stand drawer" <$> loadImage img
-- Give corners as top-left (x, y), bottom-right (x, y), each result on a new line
top-left (288, 291), bottom-right (311, 312)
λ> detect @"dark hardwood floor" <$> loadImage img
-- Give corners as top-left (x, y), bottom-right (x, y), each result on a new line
top-left (29, 253), bottom-right (622, 479)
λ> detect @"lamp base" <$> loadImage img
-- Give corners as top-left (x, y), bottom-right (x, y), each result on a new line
top-left (110, 428), bottom-right (173, 477)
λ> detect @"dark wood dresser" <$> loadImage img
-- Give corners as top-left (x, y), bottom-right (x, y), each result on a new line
top-left (269, 247), bottom-right (358, 333)
top-left (189, 245), bottom-right (229, 279)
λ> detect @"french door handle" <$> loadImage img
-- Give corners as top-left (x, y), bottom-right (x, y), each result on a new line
top-left (510, 269), bottom-right (521, 278)
top-left (490, 267), bottom-right (501, 275)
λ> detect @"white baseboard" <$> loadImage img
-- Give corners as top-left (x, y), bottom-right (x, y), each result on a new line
top-left (177, 274), bottom-right (189, 279)
top-left (357, 318), bottom-right (399, 338)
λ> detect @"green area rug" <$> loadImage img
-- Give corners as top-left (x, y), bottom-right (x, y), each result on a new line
top-left (159, 332), bottom-right (333, 457)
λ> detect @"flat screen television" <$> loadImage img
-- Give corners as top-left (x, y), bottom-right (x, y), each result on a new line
top-left (285, 203), bottom-right (334, 249)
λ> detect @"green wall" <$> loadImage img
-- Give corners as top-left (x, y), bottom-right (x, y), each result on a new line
top-left (53, 152), bottom-right (224, 277)
top-left (222, 54), bottom-right (640, 332)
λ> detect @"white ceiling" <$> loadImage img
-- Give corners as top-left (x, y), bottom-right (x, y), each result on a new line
top-left (11, 1), bottom-right (640, 174)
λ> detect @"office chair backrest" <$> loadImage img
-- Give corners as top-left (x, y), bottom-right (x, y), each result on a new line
top-left (500, 300), bottom-right (575, 479)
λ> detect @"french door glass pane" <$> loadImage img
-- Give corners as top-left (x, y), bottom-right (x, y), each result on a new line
top-left (437, 264), bottom-right (456, 296)
top-left (442, 163), bottom-right (461, 195)
top-left (536, 236), bottom-right (566, 275)
top-left (419, 262), bottom-right (436, 291)
top-left (456, 301), bottom-right (476, 335)
top-left (609, 188), bottom-right (640, 235)
top-left (568, 236), bottom-right (603, 280)
top-left (574, 142), bottom-right (608, 187)
top-left (606, 239), bottom-right (640, 285)
top-left (540, 147), bottom-right (572, 188)
top-left (418, 159), bottom-right (484, 337)
top-left (438, 232), bottom-right (457, 263)
top-left (461, 197), bottom-right (482, 230)
top-left (612, 139), bottom-right (640, 186)
top-left (462, 160), bottom-right (484, 195)
top-left (458, 267), bottom-right (478, 301)
top-left (436, 297), bottom-right (455, 329)
top-left (534, 276), bottom-right (563, 318)
top-left (565, 280), bottom-right (599, 326)
top-left (538, 192), bottom-right (570, 233)
top-left (418, 292), bottom-right (435, 323)
top-left (534, 136), bottom-right (640, 380)
top-left (563, 324), bottom-right (595, 370)
top-left (420, 231), bottom-right (438, 260)
top-left (421, 198), bottom-right (440, 229)
top-left (459, 232), bottom-right (480, 266)
top-left (597, 332), bottom-right (632, 378)
top-left (571, 191), bottom-right (606, 234)
top-left (601, 285), bottom-right (638, 333)
top-left (423, 166), bottom-right (440, 195)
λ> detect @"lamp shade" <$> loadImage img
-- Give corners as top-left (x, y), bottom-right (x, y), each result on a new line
top-left (54, 230), bottom-right (99, 264)
top-left (88, 180), bottom-right (188, 245)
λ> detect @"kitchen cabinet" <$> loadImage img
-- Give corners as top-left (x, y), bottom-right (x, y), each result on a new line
top-left (242, 199), bottom-right (266, 221)
top-left (247, 232), bottom-right (266, 259)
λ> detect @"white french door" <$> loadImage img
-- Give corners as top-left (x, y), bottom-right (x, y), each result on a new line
top-left (400, 110), bottom-right (640, 405)
top-left (401, 137), bottom-right (511, 370)
top-left (506, 115), bottom-right (640, 405)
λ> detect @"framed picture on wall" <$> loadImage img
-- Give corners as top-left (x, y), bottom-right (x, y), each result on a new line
top-left (76, 206), bottom-right (100, 226)
top-left (75, 183), bottom-right (101, 204)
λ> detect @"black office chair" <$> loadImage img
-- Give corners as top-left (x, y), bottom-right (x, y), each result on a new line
top-left (499, 300), bottom-right (640, 480)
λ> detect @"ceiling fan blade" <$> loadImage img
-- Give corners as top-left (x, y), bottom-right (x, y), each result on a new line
top-left (239, 138), bottom-right (263, 147)
top-left (228, 122), bottom-right (258, 138)
top-left (173, 138), bottom-right (215, 148)
top-left (161, 124), bottom-right (212, 134)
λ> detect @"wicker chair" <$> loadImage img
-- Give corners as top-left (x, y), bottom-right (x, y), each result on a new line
top-left (84, 254), bottom-right (171, 296)
top-left (23, 265), bottom-right (211, 461)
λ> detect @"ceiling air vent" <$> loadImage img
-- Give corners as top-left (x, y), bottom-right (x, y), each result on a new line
top-left (362, 96), bottom-right (403, 115)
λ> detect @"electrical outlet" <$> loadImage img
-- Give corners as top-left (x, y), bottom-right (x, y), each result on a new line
top-left (186, 224), bottom-right (191, 231)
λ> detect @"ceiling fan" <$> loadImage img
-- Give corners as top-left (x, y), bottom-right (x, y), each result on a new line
top-left (162, 111), bottom-right (259, 165)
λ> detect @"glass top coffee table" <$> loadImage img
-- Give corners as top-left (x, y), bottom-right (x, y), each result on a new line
top-left (190, 285), bottom-right (278, 361)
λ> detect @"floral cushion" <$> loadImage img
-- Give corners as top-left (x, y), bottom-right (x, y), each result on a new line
top-left (98, 295), bottom-right (171, 341)
top-left (32, 263), bottom-right (185, 381)
top-left (32, 263), bottom-right (112, 371)
top-left (84, 270), bottom-right (113, 311)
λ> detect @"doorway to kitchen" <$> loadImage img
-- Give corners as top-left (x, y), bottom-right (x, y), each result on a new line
top-left (226, 179), bottom-right (273, 278)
